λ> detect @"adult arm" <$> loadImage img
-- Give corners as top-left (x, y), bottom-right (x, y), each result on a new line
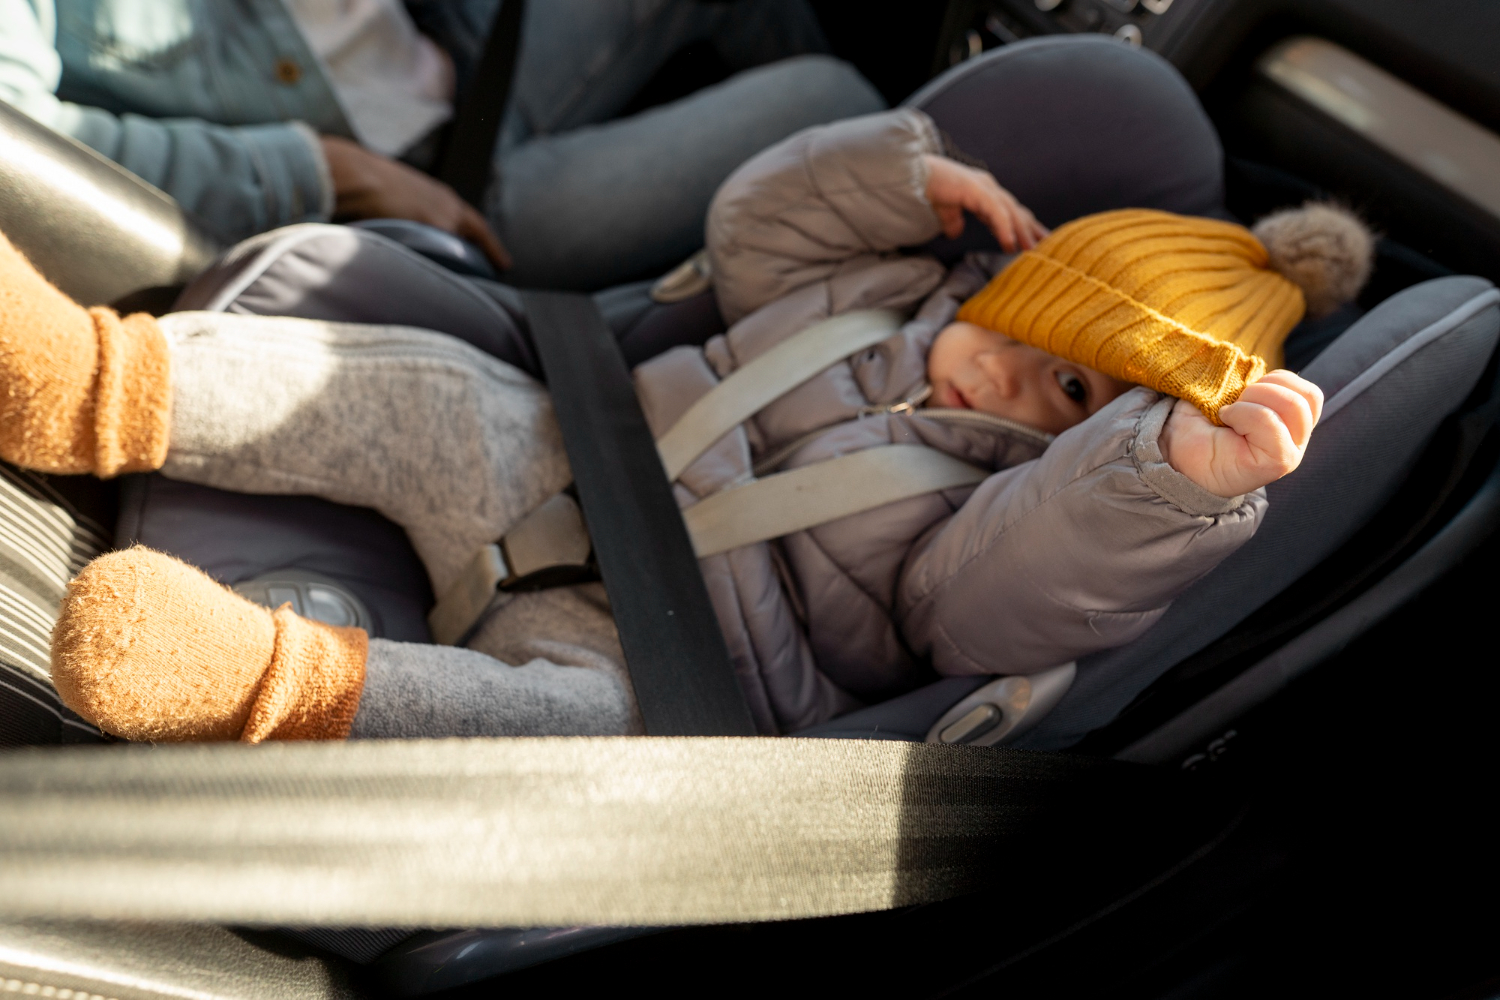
top-left (898, 388), bottom-right (1267, 676)
top-left (0, 0), bottom-right (329, 244)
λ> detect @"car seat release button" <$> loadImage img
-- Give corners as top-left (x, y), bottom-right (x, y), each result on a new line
top-left (234, 572), bottom-right (374, 633)
top-left (925, 663), bottom-right (1078, 747)
top-left (939, 704), bottom-right (1003, 744)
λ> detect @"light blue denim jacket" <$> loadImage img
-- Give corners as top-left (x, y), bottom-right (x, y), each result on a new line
top-left (0, 0), bottom-right (358, 242)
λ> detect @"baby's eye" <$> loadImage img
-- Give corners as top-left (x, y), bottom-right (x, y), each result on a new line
top-left (1055, 370), bottom-right (1088, 405)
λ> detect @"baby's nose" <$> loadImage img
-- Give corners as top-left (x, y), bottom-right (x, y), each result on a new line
top-left (978, 353), bottom-right (1023, 397)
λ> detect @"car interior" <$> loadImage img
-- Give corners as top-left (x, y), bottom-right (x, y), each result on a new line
top-left (3, 1), bottom-right (1500, 997)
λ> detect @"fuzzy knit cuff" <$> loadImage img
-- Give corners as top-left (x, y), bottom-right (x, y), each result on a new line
top-left (242, 606), bottom-right (368, 742)
top-left (52, 547), bottom-right (367, 743)
top-left (0, 230), bottom-right (170, 476)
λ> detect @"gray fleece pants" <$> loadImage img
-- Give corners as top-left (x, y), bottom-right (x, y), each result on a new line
top-left (156, 311), bottom-right (640, 737)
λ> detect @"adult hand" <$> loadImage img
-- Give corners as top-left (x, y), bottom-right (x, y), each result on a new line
top-left (922, 153), bottom-right (1049, 251)
top-left (1158, 370), bottom-right (1324, 498)
top-left (319, 135), bottom-right (511, 270)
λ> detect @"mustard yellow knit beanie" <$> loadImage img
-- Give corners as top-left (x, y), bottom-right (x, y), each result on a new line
top-left (956, 204), bottom-right (1373, 423)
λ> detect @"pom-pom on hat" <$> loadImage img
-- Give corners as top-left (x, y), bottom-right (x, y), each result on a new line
top-left (955, 204), bottom-right (1373, 423)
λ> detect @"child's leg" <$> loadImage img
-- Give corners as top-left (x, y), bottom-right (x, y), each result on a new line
top-left (2, 230), bottom-right (567, 596)
top-left (53, 546), bottom-right (635, 742)
top-left (462, 582), bottom-right (641, 732)
top-left (352, 638), bottom-right (635, 739)
top-left (158, 310), bottom-right (573, 594)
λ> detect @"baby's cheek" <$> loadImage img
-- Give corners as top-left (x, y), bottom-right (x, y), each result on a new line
top-left (925, 324), bottom-right (965, 383)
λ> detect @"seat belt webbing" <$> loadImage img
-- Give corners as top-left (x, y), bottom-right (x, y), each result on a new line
top-left (0, 737), bottom-right (1147, 927)
top-left (656, 309), bottom-right (903, 480)
top-left (520, 291), bottom-right (756, 737)
top-left (685, 445), bottom-right (988, 557)
top-left (436, 0), bottom-right (527, 207)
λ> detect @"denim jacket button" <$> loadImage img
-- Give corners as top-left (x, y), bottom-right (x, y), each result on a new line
top-left (274, 58), bottom-right (301, 85)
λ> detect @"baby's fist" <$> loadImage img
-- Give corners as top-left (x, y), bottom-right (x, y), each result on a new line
top-left (1158, 370), bottom-right (1324, 499)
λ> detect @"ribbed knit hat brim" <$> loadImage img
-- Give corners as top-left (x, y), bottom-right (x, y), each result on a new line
top-left (957, 209), bottom-right (1307, 424)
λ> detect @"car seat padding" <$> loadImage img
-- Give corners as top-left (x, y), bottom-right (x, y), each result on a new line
top-left (117, 475), bottom-right (434, 644)
top-left (908, 36), bottom-right (1226, 263)
top-left (1022, 276), bottom-right (1500, 750)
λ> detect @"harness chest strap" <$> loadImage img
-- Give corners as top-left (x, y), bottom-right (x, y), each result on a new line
top-left (684, 444), bottom-right (987, 557)
top-left (656, 308), bottom-right (903, 480)
top-left (429, 310), bottom-right (989, 644)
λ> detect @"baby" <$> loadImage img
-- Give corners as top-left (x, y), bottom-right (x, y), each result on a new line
top-left (0, 109), bottom-right (1364, 743)
top-left (918, 152), bottom-right (1326, 501)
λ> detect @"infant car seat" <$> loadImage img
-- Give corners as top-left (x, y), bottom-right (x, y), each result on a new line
top-left (801, 37), bottom-right (1500, 762)
top-left (3, 35), bottom-right (1499, 993)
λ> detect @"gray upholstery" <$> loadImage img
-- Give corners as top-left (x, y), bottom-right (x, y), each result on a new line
top-left (116, 474), bottom-right (435, 644)
top-left (1019, 276), bottom-right (1500, 749)
top-left (908, 36), bottom-right (1227, 260)
top-left (173, 223), bottom-right (729, 379)
top-left (174, 224), bottom-right (543, 376)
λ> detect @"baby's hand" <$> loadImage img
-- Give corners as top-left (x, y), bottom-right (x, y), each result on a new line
top-left (922, 154), bottom-right (1048, 251)
top-left (1158, 371), bottom-right (1324, 498)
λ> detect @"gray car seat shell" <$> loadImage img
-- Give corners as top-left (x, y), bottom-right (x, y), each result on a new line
top-left (801, 276), bottom-right (1500, 747)
top-left (905, 35), bottom-right (1228, 258)
top-left (1031, 277), bottom-right (1500, 751)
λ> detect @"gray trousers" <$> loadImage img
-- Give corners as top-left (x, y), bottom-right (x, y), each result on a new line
top-left (485, 0), bottom-right (884, 288)
top-left (157, 311), bottom-right (640, 739)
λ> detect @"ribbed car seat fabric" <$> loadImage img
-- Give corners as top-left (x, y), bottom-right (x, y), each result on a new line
top-left (0, 462), bottom-right (108, 746)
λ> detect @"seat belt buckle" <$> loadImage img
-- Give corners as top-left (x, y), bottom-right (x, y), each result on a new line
top-left (428, 493), bottom-right (597, 645)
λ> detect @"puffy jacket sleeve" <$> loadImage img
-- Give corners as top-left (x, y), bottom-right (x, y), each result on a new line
top-left (898, 389), bottom-right (1267, 676)
top-left (0, 0), bottom-right (331, 244)
top-left (706, 108), bottom-right (946, 325)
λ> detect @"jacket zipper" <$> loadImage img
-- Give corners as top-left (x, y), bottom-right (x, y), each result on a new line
top-left (751, 387), bottom-right (1053, 476)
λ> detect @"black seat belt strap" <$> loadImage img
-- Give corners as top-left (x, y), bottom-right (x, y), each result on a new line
top-left (520, 291), bottom-right (757, 736)
top-left (436, 0), bottom-right (528, 207)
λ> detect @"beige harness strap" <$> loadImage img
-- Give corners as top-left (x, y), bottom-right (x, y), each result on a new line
top-left (429, 310), bottom-right (989, 643)
top-left (683, 444), bottom-right (988, 557)
top-left (655, 309), bottom-right (903, 480)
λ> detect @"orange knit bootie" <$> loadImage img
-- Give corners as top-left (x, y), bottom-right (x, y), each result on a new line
top-left (52, 548), bottom-right (369, 742)
top-left (0, 230), bottom-right (171, 475)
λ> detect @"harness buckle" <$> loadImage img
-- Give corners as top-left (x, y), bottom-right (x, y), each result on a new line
top-left (428, 493), bottom-right (596, 645)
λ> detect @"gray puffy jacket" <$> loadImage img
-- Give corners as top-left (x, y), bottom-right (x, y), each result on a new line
top-left (632, 109), bottom-right (1266, 735)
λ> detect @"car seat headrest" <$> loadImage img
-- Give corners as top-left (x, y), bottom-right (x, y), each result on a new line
top-left (906, 36), bottom-right (1226, 259)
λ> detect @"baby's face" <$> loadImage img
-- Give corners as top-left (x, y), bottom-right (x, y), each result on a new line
top-left (926, 321), bottom-right (1133, 434)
